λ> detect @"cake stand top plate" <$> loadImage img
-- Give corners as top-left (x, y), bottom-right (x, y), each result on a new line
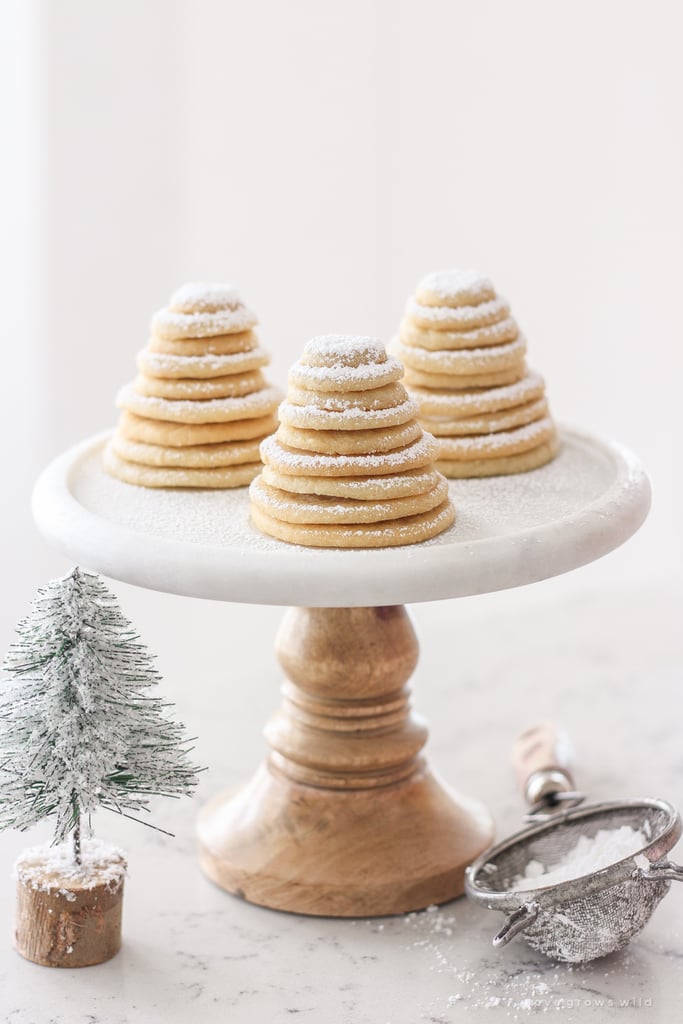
top-left (32, 428), bottom-right (650, 607)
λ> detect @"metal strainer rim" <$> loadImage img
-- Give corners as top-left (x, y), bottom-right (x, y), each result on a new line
top-left (465, 797), bottom-right (681, 912)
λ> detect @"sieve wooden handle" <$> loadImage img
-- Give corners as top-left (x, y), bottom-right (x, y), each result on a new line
top-left (512, 721), bottom-right (575, 805)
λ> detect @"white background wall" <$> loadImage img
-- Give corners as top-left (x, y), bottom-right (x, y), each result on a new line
top-left (1, 1), bottom-right (681, 733)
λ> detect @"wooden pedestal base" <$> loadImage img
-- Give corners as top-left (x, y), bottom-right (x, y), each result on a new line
top-left (197, 606), bottom-right (494, 917)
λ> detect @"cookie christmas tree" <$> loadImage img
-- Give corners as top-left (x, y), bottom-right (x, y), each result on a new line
top-left (390, 270), bottom-right (559, 477)
top-left (0, 568), bottom-right (200, 967)
top-left (105, 282), bottom-right (282, 488)
top-left (250, 335), bottom-right (455, 547)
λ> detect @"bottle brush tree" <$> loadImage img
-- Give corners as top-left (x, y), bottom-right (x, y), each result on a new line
top-left (0, 566), bottom-right (201, 966)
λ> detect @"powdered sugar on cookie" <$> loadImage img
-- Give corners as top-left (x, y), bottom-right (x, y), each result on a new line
top-left (169, 281), bottom-right (241, 313)
top-left (416, 269), bottom-right (495, 307)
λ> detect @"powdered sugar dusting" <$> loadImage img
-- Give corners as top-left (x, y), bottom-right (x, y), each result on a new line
top-left (400, 316), bottom-right (520, 349)
top-left (303, 335), bottom-right (387, 366)
top-left (439, 416), bottom-right (554, 455)
top-left (289, 356), bottom-right (403, 390)
top-left (417, 268), bottom-right (494, 301)
top-left (152, 304), bottom-right (257, 340)
top-left (169, 281), bottom-right (240, 312)
top-left (407, 295), bottom-right (509, 327)
top-left (138, 348), bottom-right (268, 377)
top-left (279, 397), bottom-right (418, 430)
top-left (392, 335), bottom-right (527, 370)
top-left (117, 383), bottom-right (283, 422)
top-left (411, 370), bottom-right (546, 415)
top-left (69, 429), bottom-right (612, 556)
top-left (261, 432), bottom-right (438, 473)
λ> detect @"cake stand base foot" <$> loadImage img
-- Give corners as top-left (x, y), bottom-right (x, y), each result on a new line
top-left (197, 605), bottom-right (493, 917)
top-left (197, 761), bottom-right (493, 916)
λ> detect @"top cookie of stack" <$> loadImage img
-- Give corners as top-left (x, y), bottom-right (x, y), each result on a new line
top-left (104, 283), bottom-right (282, 488)
top-left (389, 270), bottom-right (559, 477)
top-left (249, 335), bottom-right (455, 547)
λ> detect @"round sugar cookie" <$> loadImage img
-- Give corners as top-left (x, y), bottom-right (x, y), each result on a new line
top-left (276, 419), bottom-right (423, 456)
top-left (301, 335), bottom-right (389, 369)
top-left (399, 317), bottom-right (520, 351)
top-left (422, 397), bottom-right (548, 436)
top-left (250, 499), bottom-right (455, 548)
top-left (289, 353), bottom-right (404, 393)
top-left (279, 396), bottom-right (418, 431)
top-left (415, 270), bottom-right (496, 309)
top-left (261, 464), bottom-right (443, 500)
top-left (133, 371), bottom-right (265, 400)
top-left (103, 445), bottom-right (261, 488)
top-left (250, 474), bottom-right (449, 525)
top-left (437, 435), bottom-right (560, 478)
top-left (111, 433), bottom-right (265, 468)
top-left (403, 363), bottom-right (526, 390)
top-left (117, 383), bottom-right (282, 423)
top-left (260, 432), bottom-right (439, 478)
top-left (148, 331), bottom-right (258, 356)
top-left (287, 381), bottom-right (408, 413)
top-left (169, 282), bottom-right (241, 314)
top-left (137, 347), bottom-right (269, 379)
top-left (118, 410), bottom-right (278, 447)
top-left (391, 337), bottom-right (526, 376)
top-left (436, 417), bottom-right (555, 462)
top-left (152, 302), bottom-right (257, 340)
top-left (406, 296), bottom-right (509, 332)
top-left (410, 372), bottom-right (546, 418)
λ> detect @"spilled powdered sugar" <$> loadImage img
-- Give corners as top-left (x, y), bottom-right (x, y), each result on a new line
top-left (359, 903), bottom-right (648, 1015)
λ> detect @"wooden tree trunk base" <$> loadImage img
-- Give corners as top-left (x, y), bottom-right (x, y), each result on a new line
top-left (15, 843), bottom-right (126, 968)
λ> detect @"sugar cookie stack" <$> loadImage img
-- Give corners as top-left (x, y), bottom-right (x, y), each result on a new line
top-left (104, 283), bottom-right (282, 488)
top-left (249, 335), bottom-right (455, 547)
top-left (389, 270), bottom-right (559, 477)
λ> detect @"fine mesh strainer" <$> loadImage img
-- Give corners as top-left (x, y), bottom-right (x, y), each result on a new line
top-left (465, 723), bottom-right (683, 963)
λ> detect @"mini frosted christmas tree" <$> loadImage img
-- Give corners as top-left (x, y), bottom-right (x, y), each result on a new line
top-left (0, 567), bottom-right (200, 967)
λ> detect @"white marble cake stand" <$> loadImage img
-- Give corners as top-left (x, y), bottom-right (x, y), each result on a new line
top-left (32, 427), bottom-right (651, 917)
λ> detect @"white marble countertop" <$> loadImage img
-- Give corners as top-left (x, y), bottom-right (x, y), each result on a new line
top-left (1, 561), bottom-right (681, 1023)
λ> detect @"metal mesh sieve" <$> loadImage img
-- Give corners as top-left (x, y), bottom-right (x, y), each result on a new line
top-left (465, 798), bottom-right (683, 963)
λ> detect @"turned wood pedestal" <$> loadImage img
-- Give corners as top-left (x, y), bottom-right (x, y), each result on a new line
top-left (198, 605), bottom-right (493, 915)
top-left (32, 429), bottom-right (651, 918)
